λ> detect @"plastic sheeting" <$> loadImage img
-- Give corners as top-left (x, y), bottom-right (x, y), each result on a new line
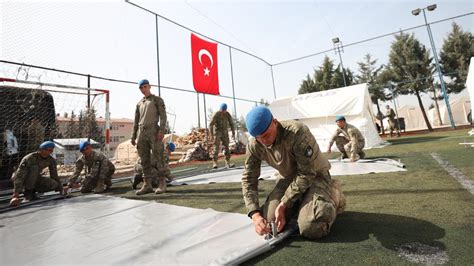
top-left (0, 195), bottom-right (271, 265)
top-left (171, 158), bottom-right (406, 186)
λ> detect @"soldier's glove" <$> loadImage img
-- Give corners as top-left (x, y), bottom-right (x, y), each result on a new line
top-left (10, 197), bottom-right (21, 207)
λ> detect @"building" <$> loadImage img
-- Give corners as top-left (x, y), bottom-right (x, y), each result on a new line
top-left (53, 138), bottom-right (101, 165)
top-left (56, 115), bottom-right (134, 156)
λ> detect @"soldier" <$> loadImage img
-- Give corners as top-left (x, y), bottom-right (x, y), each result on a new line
top-left (327, 115), bottom-right (365, 162)
top-left (242, 106), bottom-right (345, 240)
top-left (178, 141), bottom-right (208, 163)
top-left (209, 103), bottom-right (235, 169)
top-left (384, 105), bottom-right (400, 137)
top-left (132, 142), bottom-right (175, 189)
top-left (65, 141), bottom-right (115, 194)
top-left (131, 79), bottom-right (168, 195)
top-left (9, 141), bottom-right (62, 207)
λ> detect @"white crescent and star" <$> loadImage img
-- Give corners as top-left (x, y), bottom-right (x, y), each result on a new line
top-left (198, 49), bottom-right (214, 77)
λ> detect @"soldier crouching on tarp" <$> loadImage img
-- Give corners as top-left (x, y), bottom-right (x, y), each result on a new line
top-left (65, 141), bottom-right (115, 194)
top-left (241, 106), bottom-right (346, 239)
top-left (132, 142), bottom-right (176, 189)
top-left (327, 115), bottom-right (366, 162)
top-left (10, 141), bottom-right (63, 206)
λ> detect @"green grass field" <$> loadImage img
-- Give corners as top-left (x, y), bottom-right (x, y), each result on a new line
top-left (106, 128), bottom-right (474, 265)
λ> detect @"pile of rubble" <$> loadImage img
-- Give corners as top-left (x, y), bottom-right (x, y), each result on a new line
top-left (175, 128), bottom-right (209, 147)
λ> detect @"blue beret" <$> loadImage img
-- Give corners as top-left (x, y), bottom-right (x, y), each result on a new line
top-left (335, 115), bottom-right (346, 122)
top-left (79, 141), bottom-right (90, 152)
top-left (220, 103), bottom-right (227, 111)
top-left (246, 106), bottom-right (273, 137)
top-left (138, 79), bottom-right (149, 88)
top-left (39, 141), bottom-right (55, 150)
top-left (168, 142), bottom-right (176, 152)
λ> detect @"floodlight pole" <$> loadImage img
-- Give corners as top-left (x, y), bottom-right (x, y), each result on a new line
top-left (413, 5), bottom-right (455, 129)
top-left (155, 14), bottom-right (162, 96)
top-left (332, 38), bottom-right (347, 87)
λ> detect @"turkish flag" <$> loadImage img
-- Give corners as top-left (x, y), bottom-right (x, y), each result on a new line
top-left (191, 33), bottom-right (219, 95)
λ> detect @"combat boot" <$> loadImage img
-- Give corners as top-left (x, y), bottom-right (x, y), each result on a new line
top-left (151, 178), bottom-right (159, 188)
top-left (358, 150), bottom-right (366, 159)
top-left (105, 178), bottom-right (112, 190)
top-left (225, 159), bottom-right (235, 168)
top-left (132, 174), bottom-right (143, 189)
top-left (135, 178), bottom-right (154, 195)
top-left (155, 177), bottom-right (167, 194)
top-left (94, 179), bottom-right (105, 194)
top-left (24, 189), bottom-right (38, 201)
top-left (212, 160), bottom-right (218, 169)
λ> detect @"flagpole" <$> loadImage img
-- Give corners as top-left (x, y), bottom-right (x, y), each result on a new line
top-left (270, 65), bottom-right (277, 99)
top-left (197, 93), bottom-right (201, 128)
top-left (155, 14), bottom-right (161, 96)
top-left (229, 47), bottom-right (239, 141)
top-left (203, 94), bottom-right (208, 152)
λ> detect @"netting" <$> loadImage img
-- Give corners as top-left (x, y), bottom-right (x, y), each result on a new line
top-left (0, 78), bottom-right (109, 188)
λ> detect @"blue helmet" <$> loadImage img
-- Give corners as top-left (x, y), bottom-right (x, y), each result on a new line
top-left (246, 106), bottom-right (273, 137)
top-left (220, 103), bottom-right (227, 111)
top-left (39, 141), bottom-right (55, 150)
top-left (138, 79), bottom-right (149, 88)
top-left (79, 141), bottom-right (90, 152)
top-left (168, 142), bottom-right (176, 152)
top-left (335, 115), bottom-right (346, 122)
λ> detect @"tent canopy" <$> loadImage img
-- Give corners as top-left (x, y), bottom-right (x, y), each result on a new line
top-left (269, 83), bottom-right (384, 151)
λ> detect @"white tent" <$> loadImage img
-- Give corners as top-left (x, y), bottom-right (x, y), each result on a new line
top-left (394, 104), bottom-right (427, 131)
top-left (429, 96), bottom-right (471, 126)
top-left (269, 83), bottom-right (384, 151)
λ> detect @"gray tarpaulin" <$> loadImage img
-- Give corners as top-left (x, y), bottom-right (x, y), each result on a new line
top-left (0, 195), bottom-right (280, 265)
top-left (172, 158), bottom-right (406, 186)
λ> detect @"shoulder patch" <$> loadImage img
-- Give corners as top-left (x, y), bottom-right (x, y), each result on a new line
top-left (304, 146), bottom-right (313, 157)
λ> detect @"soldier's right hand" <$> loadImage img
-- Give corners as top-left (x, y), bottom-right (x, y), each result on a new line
top-left (10, 197), bottom-right (21, 207)
top-left (131, 139), bottom-right (136, 146)
top-left (251, 212), bottom-right (270, 235)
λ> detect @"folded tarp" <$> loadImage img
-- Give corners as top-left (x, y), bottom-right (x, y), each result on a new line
top-left (172, 158), bottom-right (405, 186)
top-left (0, 195), bottom-right (287, 265)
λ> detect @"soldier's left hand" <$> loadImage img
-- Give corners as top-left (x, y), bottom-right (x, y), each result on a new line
top-left (156, 132), bottom-right (164, 142)
top-left (275, 202), bottom-right (287, 233)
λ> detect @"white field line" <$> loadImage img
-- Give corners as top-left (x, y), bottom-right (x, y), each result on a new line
top-left (431, 152), bottom-right (474, 195)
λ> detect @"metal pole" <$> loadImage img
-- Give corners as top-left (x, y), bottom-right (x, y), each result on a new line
top-left (87, 75), bottom-right (91, 142)
top-left (104, 91), bottom-right (110, 156)
top-left (333, 42), bottom-right (347, 87)
top-left (197, 93), bottom-right (201, 128)
top-left (155, 14), bottom-right (161, 96)
top-left (270, 65), bottom-right (277, 99)
top-left (203, 94), bottom-right (208, 151)
top-left (422, 9), bottom-right (455, 129)
top-left (229, 47), bottom-right (239, 140)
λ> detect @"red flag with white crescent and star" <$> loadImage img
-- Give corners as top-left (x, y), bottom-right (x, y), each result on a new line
top-left (191, 33), bottom-right (219, 95)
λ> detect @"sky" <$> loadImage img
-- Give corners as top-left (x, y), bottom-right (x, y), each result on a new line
top-left (1, 0), bottom-right (473, 134)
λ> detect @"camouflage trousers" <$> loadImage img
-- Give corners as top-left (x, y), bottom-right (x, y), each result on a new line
top-left (136, 128), bottom-right (168, 179)
top-left (388, 119), bottom-right (399, 136)
top-left (80, 165), bottom-right (115, 193)
top-left (263, 171), bottom-right (343, 239)
top-left (213, 131), bottom-right (230, 161)
top-left (22, 167), bottom-right (61, 193)
top-left (335, 136), bottom-right (365, 157)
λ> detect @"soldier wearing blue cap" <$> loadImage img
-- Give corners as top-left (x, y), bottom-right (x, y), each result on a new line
top-left (9, 141), bottom-right (62, 207)
top-left (131, 79), bottom-right (169, 195)
top-left (209, 103), bottom-right (235, 169)
top-left (326, 115), bottom-right (365, 162)
top-left (65, 141), bottom-right (115, 194)
top-left (242, 106), bottom-right (345, 239)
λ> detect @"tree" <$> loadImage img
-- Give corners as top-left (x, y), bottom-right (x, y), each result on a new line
top-left (388, 32), bottom-right (434, 131)
top-left (440, 22), bottom-right (474, 94)
top-left (84, 107), bottom-right (104, 144)
top-left (298, 56), bottom-right (354, 94)
top-left (65, 111), bottom-right (79, 138)
top-left (356, 54), bottom-right (388, 133)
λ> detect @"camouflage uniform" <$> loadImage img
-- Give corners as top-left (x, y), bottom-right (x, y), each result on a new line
top-left (385, 107), bottom-right (399, 137)
top-left (209, 110), bottom-right (235, 166)
top-left (329, 123), bottom-right (365, 159)
top-left (242, 121), bottom-right (345, 239)
top-left (131, 94), bottom-right (168, 181)
top-left (69, 150), bottom-right (115, 193)
top-left (12, 151), bottom-right (61, 194)
top-left (133, 142), bottom-right (173, 188)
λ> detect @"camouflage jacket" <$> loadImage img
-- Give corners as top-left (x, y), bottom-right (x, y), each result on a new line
top-left (131, 94), bottom-right (167, 139)
top-left (242, 120), bottom-right (331, 214)
top-left (69, 150), bottom-right (114, 184)
top-left (13, 151), bottom-right (59, 193)
top-left (385, 108), bottom-right (396, 122)
top-left (209, 111), bottom-right (235, 136)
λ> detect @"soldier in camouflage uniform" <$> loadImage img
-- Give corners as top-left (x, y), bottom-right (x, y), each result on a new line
top-left (242, 106), bottom-right (345, 240)
top-left (327, 115), bottom-right (365, 162)
top-left (9, 141), bottom-right (62, 207)
top-left (131, 79), bottom-right (168, 195)
top-left (66, 141), bottom-right (115, 194)
top-left (132, 142), bottom-right (175, 189)
top-left (384, 105), bottom-right (400, 137)
top-left (209, 103), bottom-right (235, 169)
